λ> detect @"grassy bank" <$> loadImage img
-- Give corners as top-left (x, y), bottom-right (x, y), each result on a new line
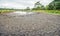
top-left (0, 10), bottom-right (15, 13)
top-left (0, 9), bottom-right (60, 15)
top-left (32, 10), bottom-right (60, 15)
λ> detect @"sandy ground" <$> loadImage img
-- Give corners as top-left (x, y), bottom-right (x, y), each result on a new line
top-left (0, 12), bottom-right (60, 36)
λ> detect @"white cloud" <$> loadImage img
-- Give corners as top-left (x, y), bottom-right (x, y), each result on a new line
top-left (0, 2), bottom-right (26, 9)
top-left (0, 0), bottom-right (53, 9)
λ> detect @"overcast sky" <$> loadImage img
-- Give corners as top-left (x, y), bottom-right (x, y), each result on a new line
top-left (0, 0), bottom-right (53, 9)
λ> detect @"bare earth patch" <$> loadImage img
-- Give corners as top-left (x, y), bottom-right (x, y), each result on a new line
top-left (0, 11), bottom-right (60, 36)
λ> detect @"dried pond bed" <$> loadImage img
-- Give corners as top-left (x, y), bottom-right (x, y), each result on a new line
top-left (0, 12), bottom-right (60, 36)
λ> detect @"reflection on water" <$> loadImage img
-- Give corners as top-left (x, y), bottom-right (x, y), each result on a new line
top-left (3, 11), bottom-right (36, 17)
top-left (6, 11), bottom-right (35, 16)
top-left (10, 11), bottom-right (34, 15)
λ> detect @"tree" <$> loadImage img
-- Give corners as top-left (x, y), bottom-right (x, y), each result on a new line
top-left (32, 1), bottom-right (45, 10)
top-left (46, 2), bottom-right (54, 10)
top-left (47, 0), bottom-right (60, 10)
top-left (25, 7), bottom-right (30, 11)
top-left (34, 1), bottom-right (41, 8)
top-left (54, 0), bottom-right (60, 9)
top-left (41, 5), bottom-right (45, 10)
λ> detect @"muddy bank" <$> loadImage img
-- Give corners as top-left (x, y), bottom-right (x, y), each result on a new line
top-left (0, 11), bottom-right (60, 36)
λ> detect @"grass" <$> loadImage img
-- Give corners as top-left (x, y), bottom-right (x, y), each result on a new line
top-left (0, 10), bottom-right (15, 13)
top-left (32, 10), bottom-right (60, 15)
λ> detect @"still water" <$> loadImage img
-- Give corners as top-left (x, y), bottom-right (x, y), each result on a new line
top-left (7, 11), bottom-right (35, 16)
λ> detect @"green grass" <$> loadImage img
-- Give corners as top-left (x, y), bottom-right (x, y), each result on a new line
top-left (0, 10), bottom-right (15, 13)
top-left (32, 10), bottom-right (60, 15)
top-left (45, 10), bottom-right (60, 14)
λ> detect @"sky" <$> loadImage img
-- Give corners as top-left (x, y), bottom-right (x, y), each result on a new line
top-left (0, 0), bottom-right (53, 9)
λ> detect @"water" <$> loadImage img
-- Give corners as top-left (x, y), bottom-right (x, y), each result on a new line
top-left (8, 11), bottom-right (34, 15)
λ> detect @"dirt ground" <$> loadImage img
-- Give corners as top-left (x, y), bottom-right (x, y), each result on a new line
top-left (0, 12), bottom-right (60, 36)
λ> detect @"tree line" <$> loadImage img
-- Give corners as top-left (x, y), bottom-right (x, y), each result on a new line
top-left (26, 0), bottom-right (60, 10)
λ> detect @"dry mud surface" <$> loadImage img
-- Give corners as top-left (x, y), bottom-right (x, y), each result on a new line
top-left (0, 12), bottom-right (60, 36)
